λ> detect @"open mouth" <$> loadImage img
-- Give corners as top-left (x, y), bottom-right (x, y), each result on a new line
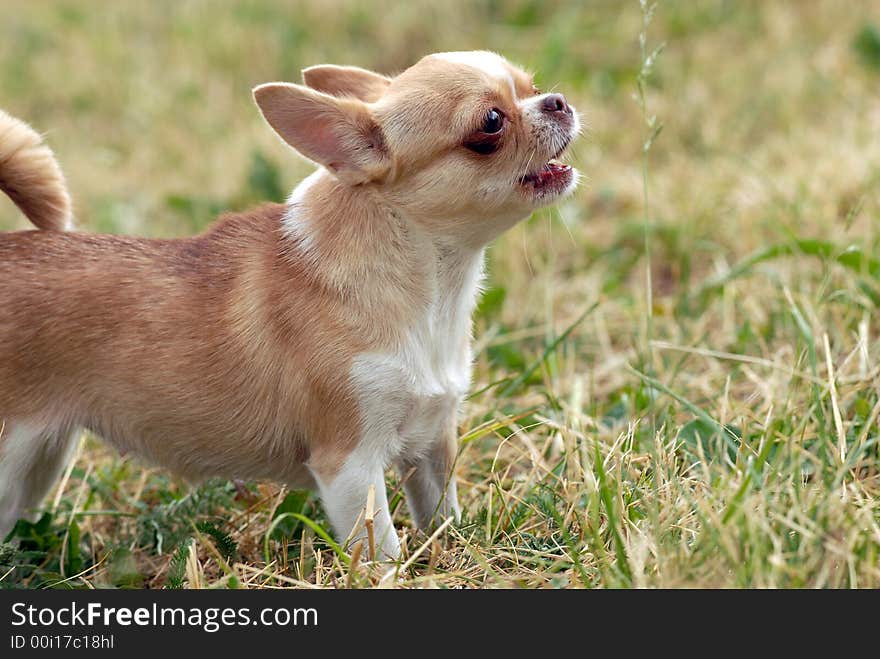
top-left (519, 160), bottom-right (572, 186)
top-left (519, 141), bottom-right (574, 196)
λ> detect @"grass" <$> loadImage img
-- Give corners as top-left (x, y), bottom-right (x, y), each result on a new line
top-left (2, 0), bottom-right (880, 588)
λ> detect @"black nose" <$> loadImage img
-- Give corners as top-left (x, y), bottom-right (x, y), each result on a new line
top-left (541, 93), bottom-right (571, 115)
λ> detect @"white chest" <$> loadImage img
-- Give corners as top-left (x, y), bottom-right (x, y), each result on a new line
top-left (349, 246), bottom-right (484, 464)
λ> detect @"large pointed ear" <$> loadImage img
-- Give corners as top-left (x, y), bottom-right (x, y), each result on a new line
top-left (253, 82), bottom-right (388, 185)
top-left (301, 65), bottom-right (391, 102)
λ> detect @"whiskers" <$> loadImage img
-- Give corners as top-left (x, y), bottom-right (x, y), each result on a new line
top-left (516, 145), bottom-right (540, 184)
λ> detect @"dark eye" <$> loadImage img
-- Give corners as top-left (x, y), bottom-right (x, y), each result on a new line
top-left (464, 109), bottom-right (506, 155)
top-left (482, 108), bottom-right (504, 133)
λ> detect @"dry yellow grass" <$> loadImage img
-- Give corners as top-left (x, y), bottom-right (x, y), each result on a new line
top-left (2, 1), bottom-right (880, 588)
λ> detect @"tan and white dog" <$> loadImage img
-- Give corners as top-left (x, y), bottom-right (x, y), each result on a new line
top-left (0, 51), bottom-right (579, 559)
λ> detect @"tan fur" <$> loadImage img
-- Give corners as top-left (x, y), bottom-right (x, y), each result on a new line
top-left (0, 110), bottom-right (72, 231)
top-left (0, 51), bottom-right (579, 550)
top-left (302, 65), bottom-right (391, 102)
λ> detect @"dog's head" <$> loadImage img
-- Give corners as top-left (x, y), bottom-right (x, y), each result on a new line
top-left (254, 50), bottom-right (580, 245)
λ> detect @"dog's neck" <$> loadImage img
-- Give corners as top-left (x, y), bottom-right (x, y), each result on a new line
top-left (281, 169), bottom-right (485, 340)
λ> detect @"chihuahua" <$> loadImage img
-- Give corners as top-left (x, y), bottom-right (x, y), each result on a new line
top-left (0, 51), bottom-right (579, 559)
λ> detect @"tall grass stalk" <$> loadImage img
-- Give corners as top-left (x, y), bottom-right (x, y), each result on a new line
top-left (635, 0), bottom-right (664, 427)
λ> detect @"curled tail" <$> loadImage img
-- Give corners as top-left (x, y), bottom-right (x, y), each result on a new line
top-left (0, 109), bottom-right (72, 231)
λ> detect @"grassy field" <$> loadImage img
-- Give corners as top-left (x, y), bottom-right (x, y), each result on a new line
top-left (2, 0), bottom-right (880, 588)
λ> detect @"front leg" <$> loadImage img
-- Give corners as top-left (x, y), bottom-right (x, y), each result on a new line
top-left (397, 419), bottom-right (461, 531)
top-left (308, 448), bottom-right (400, 560)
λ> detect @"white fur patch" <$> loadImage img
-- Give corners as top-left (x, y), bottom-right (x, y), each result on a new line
top-left (294, 230), bottom-right (484, 559)
top-left (281, 169), bottom-right (323, 258)
top-left (0, 422), bottom-right (77, 536)
top-left (348, 244), bottom-right (484, 466)
top-left (310, 443), bottom-right (400, 559)
top-left (0, 422), bottom-right (41, 532)
top-left (433, 51), bottom-right (517, 97)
